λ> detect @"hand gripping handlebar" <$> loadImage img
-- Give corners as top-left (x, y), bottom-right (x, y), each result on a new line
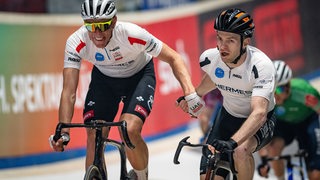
top-left (173, 136), bottom-right (237, 175)
top-left (53, 120), bottom-right (135, 149)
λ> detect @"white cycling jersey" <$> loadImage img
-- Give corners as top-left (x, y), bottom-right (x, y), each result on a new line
top-left (64, 21), bottom-right (163, 78)
top-left (200, 45), bottom-right (276, 118)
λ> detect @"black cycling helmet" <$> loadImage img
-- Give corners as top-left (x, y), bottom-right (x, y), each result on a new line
top-left (214, 8), bottom-right (255, 38)
top-left (214, 8), bottom-right (255, 64)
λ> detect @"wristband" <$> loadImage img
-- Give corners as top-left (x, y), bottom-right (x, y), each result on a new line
top-left (184, 92), bottom-right (198, 101)
top-left (229, 139), bottom-right (238, 149)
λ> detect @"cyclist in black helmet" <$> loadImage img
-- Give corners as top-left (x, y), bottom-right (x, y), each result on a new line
top-left (177, 8), bottom-right (276, 179)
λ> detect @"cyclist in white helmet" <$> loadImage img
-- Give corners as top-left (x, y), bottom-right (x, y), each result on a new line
top-left (177, 8), bottom-right (276, 180)
top-left (48, 0), bottom-right (203, 179)
top-left (258, 60), bottom-right (320, 180)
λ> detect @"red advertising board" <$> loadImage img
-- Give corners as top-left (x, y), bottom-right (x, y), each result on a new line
top-left (0, 14), bottom-right (201, 157)
top-left (253, 0), bottom-right (304, 71)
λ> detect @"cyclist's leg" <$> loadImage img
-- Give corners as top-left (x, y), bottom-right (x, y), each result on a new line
top-left (233, 136), bottom-right (257, 179)
top-left (254, 110), bottom-right (289, 179)
top-left (304, 113), bottom-right (320, 180)
top-left (200, 107), bottom-right (245, 180)
top-left (267, 137), bottom-right (286, 179)
top-left (120, 61), bottom-right (156, 180)
top-left (121, 113), bottom-right (148, 179)
top-left (264, 118), bottom-right (294, 179)
top-left (257, 144), bottom-right (271, 177)
top-left (268, 127), bottom-right (287, 179)
top-left (200, 107), bottom-right (225, 180)
top-left (83, 66), bottom-right (121, 169)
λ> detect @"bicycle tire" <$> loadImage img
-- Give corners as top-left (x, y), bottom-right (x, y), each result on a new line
top-left (84, 165), bottom-right (103, 180)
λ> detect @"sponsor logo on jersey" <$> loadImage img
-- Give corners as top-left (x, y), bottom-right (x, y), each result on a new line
top-left (216, 84), bottom-right (252, 96)
top-left (95, 52), bottom-right (105, 61)
top-left (146, 39), bottom-right (158, 53)
top-left (83, 110), bottom-right (94, 121)
top-left (259, 122), bottom-right (270, 138)
top-left (232, 74), bottom-right (242, 79)
top-left (215, 67), bottom-right (224, 78)
top-left (288, 107), bottom-right (299, 112)
top-left (110, 46), bottom-right (120, 52)
top-left (112, 60), bottom-right (134, 67)
top-left (136, 96), bottom-right (144, 101)
top-left (67, 57), bottom-right (81, 62)
top-left (147, 43), bottom-right (157, 53)
top-left (147, 95), bottom-right (153, 110)
top-left (112, 51), bottom-right (123, 61)
top-left (253, 85), bottom-right (263, 89)
top-left (135, 105), bottom-right (148, 118)
top-left (148, 84), bottom-right (155, 91)
top-left (259, 79), bottom-right (273, 84)
top-left (67, 51), bottom-right (81, 59)
top-left (87, 101), bottom-right (95, 106)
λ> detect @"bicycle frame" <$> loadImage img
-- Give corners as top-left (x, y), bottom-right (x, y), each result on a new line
top-left (173, 136), bottom-right (237, 180)
top-left (263, 150), bottom-right (308, 180)
top-left (53, 120), bottom-right (135, 180)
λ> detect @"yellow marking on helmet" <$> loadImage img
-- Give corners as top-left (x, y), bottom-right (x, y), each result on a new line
top-left (235, 12), bottom-right (245, 18)
top-left (236, 12), bottom-right (250, 22)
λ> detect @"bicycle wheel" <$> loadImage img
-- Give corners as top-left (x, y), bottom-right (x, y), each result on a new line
top-left (84, 165), bottom-right (103, 180)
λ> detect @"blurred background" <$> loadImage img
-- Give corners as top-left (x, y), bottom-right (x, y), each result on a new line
top-left (0, 0), bottom-right (319, 179)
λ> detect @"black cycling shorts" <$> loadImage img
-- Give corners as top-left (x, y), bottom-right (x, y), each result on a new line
top-left (274, 112), bottom-right (320, 170)
top-left (199, 106), bottom-right (276, 176)
top-left (83, 60), bottom-right (156, 123)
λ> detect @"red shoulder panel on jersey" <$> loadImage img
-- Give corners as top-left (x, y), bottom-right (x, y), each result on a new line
top-left (76, 40), bottom-right (86, 53)
top-left (128, 37), bottom-right (146, 45)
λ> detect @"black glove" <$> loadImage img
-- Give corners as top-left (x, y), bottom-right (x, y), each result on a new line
top-left (212, 139), bottom-right (238, 152)
top-left (257, 163), bottom-right (270, 177)
top-left (257, 156), bottom-right (270, 177)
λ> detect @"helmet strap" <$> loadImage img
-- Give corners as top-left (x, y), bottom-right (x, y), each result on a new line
top-left (232, 36), bottom-right (246, 64)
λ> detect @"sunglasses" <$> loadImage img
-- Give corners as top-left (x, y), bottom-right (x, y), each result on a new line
top-left (84, 19), bottom-right (112, 32)
top-left (275, 85), bottom-right (286, 95)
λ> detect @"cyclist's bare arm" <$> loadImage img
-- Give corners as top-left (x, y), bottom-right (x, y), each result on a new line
top-left (196, 73), bottom-right (217, 97)
top-left (156, 43), bottom-right (195, 96)
top-left (231, 96), bottom-right (269, 145)
top-left (59, 68), bottom-right (80, 127)
top-left (50, 68), bottom-right (80, 152)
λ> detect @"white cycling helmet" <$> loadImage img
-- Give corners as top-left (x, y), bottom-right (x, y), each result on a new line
top-left (273, 60), bottom-right (292, 86)
top-left (81, 0), bottom-right (117, 20)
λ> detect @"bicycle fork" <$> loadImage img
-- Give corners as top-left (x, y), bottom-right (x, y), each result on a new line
top-left (107, 139), bottom-right (129, 180)
top-left (94, 128), bottom-right (108, 180)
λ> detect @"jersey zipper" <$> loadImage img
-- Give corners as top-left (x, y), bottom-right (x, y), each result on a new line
top-left (104, 48), bottom-right (111, 60)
